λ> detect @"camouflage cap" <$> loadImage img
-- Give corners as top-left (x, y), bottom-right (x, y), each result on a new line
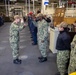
top-left (36, 13), bottom-right (43, 18)
top-left (57, 22), bottom-right (68, 28)
top-left (14, 15), bottom-right (20, 20)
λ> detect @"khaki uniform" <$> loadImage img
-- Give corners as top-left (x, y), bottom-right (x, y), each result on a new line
top-left (68, 35), bottom-right (76, 74)
top-left (37, 19), bottom-right (48, 57)
top-left (9, 22), bottom-right (24, 59)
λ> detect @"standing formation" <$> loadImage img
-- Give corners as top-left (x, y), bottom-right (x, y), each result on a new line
top-left (9, 13), bottom-right (76, 75)
top-left (9, 12), bottom-right (51, 64)
top-left (27, 12), bottom-right (50, 63)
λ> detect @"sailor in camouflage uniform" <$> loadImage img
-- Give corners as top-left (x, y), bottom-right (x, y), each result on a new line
top-left (36, 13), bottom-right (49, 63)
top-left (56, 22), bottom-right (71, 75)
top-left (68, 35), bottom-right (76, 74)
top-left (9, 15), bottom-right (26, 64)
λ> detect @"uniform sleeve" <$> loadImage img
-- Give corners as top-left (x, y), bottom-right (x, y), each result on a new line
top-left (43, 22), bottom-right (49, 40)
top-left (33, 21), bottom-right (37, 27)
top-left (71, 35), bottom-right (76, 48)
top-left (19, 23), bottom-right (24, 31)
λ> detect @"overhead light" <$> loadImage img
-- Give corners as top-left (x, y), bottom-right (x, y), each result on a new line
top-left (44, 0), bottom-right (49, 5)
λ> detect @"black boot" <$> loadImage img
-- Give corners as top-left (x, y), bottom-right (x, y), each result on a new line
top-left (13, 59), bottom-right (22, 64)
top-left (17, 59), bottom-right (22, 62)
top-left (39, 57), bottom-right (47, 63)
top-left (65, 73), bottom-right (68, 75)
top-left (31, 36), bottom-right (33, 38)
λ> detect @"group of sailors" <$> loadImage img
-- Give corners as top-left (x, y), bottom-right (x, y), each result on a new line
top-left (27, 11), bottom-right (76, 75)
top-left (27, 11), bottom-right (51, 45)
top-left (9, 9), bottom-right (76, 75)
top-left (27, 11), bottom-right (51, 62)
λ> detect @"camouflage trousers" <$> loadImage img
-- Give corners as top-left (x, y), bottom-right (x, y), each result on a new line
top-left (68, 46), bottom-right (76, 74)
top-left (57, 50), bottom-right (70, 75)
top-left (38, 39), bottom-right (48, 57)
top-left (10, 42), bottom-right (19, 60)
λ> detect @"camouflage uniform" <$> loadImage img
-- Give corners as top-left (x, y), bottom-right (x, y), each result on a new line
top-left (56, 22), bottom-right (71, 75)
top-left (57, 50), bottom-right (70, 75)
top-left (9, 22), bottom-right (24, 60)
top-left (37, 19), bottom-right (48, 57)
top-left (68, 35), bottom-right (76, 74)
